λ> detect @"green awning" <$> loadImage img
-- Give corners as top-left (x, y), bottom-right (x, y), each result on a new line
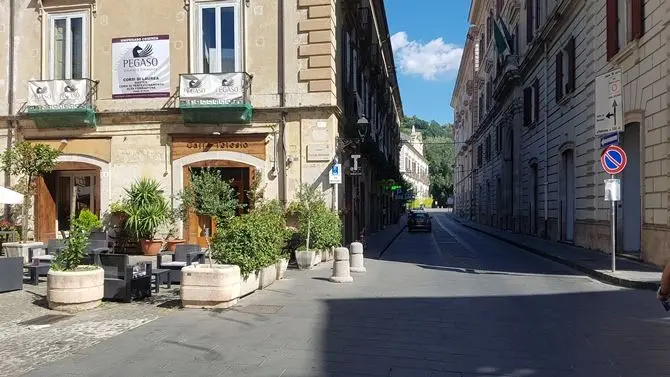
top-left (26, 106), bottom-right (97, 128)
top-left (180, 103), bottom-right (253, 124)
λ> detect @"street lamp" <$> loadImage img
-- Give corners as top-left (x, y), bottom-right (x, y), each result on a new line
top-left (356, 116), bottom-right (369, 140)
top-left (336, 115), bottom-right (369, 152)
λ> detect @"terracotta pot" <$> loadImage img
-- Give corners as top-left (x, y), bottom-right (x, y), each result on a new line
top-left (140, 239), bottom-right (162, 256)
top-left (166, 239), bottom-right (185, 252)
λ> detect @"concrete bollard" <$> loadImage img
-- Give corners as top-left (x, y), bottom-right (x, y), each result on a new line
top-left (349, 242), bottom-right (366, 273)
top-left (329, 247), bottom-right (353, 283)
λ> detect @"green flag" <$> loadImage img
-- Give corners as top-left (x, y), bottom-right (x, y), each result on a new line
top-left (493, 18), bottom-right (511, 56)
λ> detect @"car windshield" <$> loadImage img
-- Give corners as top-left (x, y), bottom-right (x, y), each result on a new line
top-left (412, 213), bottom-right (427, 220)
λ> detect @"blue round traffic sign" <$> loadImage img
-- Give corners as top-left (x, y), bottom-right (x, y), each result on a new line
top-left (600, 145), bottom-right (627, 175)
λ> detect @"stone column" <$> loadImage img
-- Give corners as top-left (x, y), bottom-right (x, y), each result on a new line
top-left (349, 241), bottom-right (366, 273)
top-left (329, 247), bottom-right (353, 283)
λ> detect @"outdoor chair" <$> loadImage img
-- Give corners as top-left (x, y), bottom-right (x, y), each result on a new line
top-left (0, 257), bottom-right (23, 293)
top-left (158, 244), bottom-right (205, 284)
top-left (87, 239), bottom-right (112, 265)
top-left (83, 254), bottom-right (152, 302)
top-left (28, 239), bottom-right (66, 264)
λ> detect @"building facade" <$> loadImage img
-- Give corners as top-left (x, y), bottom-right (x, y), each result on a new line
top-left (453, 0), bottom-right (670, 266)
top-left (399, 126), bottom-right (430, 199)
top-left (0, 0), bottom-right (403, 246)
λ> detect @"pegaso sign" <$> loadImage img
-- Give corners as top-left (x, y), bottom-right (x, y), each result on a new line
top-left (27, 79), bottom-right (90, 109)
top-left (179, 73), bottom-right (247, 106)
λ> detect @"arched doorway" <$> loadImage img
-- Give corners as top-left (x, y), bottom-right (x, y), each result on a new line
top-left (620, 122), bottom-right (641, 253)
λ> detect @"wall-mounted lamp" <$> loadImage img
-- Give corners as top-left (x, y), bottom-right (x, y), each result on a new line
top-left (60, 139), bottom-right (68, 144)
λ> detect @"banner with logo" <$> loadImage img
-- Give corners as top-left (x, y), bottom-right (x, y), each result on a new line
top-left (179, 73), bottom-right (246, 106)
top-left (112, 35), bottom-right (170, 99)
top-left (27, 79), bottom-right (90, 109)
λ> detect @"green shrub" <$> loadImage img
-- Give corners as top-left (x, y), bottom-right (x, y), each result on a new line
top-left (77, 209), bottom-right (103, 232)
top-left (211, 200), bottom-right (286, 278)
top-left (52, 211), bottom-right (102, 271)
top-left (178, 168), bottom-right (241, 228)
top-left (123, 178), bottom-right (170, 240)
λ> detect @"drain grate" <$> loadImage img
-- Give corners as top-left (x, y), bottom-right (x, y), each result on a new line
top-left (19, 314), bottom-right (72, 326)
top-left (235, 305), bottom-right (283, 314)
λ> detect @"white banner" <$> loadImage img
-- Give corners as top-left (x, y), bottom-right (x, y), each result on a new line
top-left (112, 35), bottom-right (170, 99)
top-left (179, 73), bottom-right (246, 106)
top-left (27, 79), bottom-right (89, 109)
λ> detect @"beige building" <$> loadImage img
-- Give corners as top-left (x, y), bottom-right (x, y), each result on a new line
top-left (0, 0), bottom-right (403, 246)
top-left (453, 0), bottom-right (670, 266)
top-left (399, 126), bottom-right (430, 199)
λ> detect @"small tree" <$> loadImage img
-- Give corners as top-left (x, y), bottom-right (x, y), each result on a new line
top-left (52, 210), bottom-right (102, 271)
top-left (287, 184), bottom-right (325, 252)
top-left (1, 141), bottom-right (61, 241)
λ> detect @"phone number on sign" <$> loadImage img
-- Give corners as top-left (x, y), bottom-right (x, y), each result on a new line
top-left (186, 142), bottom-right (249, 149)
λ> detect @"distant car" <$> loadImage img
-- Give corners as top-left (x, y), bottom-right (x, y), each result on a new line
top-left (408, 211), bottom-right (432, 232)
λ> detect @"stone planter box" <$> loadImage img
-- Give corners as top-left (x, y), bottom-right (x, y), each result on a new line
top-left (47, 267), bottom-right (104, 313)
top-left (313, 250), bottom-right (322, 266)
top-left (276, 258), bottom-right (288, 280)
top-left (3, 242), bottom-right (44, 264)
top-left (259, 264), bottom-right (276, 289)
top-left (180, 264), bottom-right (241, 309)
top-left (295, 250), bottom-right (317, 270)
top-left (240, 271), bottom-right (260, 297)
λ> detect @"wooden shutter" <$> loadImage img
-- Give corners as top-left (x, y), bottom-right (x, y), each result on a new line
top-left (526, 0), bottom-right (534, 43)
top-left (523, 87), bottom-right (531, 125)
top-left (631, 0), bottom-right (644, 40)
top-left (533, 80), bottom-right (540, 122)
top-left (567, 37), bottom-right (576, 93)
top-left (555, 51), bottom-right (563, 101)
top-left (606, 0), bottom-right (618, 60)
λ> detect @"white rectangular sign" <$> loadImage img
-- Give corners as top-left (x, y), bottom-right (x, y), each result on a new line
top-left (329, 164), bottom-right (342, 185)
top-left (179, 73), bottom-right (247, 106)
top-left (595, 69), bottom-right (624, 135)
top-left (112, 35), bottom-right (171, 99)
top-left (604, 178), bottom-right (621, 201)
top-left (27, 79), bottom-right (90, 109)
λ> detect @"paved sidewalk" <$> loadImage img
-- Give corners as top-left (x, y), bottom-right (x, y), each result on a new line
top-left (363, 214), bottom-right (407, 259)
top-left (451, 215), bottom-right (661, 290)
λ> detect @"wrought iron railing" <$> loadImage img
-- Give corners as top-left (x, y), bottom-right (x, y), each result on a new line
top-left (26, 78), bottom-right (98, 111)
top-left (178, 72), bottom-right (252, 106)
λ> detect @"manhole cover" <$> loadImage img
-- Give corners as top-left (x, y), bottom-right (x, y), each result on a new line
top-left (19, 314), bottom-right (72, 326)
top-left (235, 305), bottom-right (283, 314)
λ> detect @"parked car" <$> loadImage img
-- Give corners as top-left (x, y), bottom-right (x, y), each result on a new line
top-left (408, 211), bottom-right (432, 232)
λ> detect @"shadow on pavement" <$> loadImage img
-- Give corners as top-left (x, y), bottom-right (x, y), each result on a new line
top-left (320, 290), bottom-right (670, 377)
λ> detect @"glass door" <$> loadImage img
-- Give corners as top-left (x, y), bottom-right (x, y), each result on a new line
top-left (56, 172), bottom-right (97, 232)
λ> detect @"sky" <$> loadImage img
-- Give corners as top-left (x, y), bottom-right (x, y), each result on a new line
top-left (385, 0), bottom-right (471, 125)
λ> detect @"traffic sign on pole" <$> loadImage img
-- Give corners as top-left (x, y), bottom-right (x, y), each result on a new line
top-left (600, 145), bottom-right (627, 175)
top-left (595, 69), bottom-right (624, 136)
top-left (329, 164), bottom-right (342, 184)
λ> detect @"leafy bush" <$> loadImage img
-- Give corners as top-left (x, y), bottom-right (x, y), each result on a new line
top-left (211, 200), bottom-right (286, 278)
top-left (178, 168), bottom-right (241, 229)
top-left (287, 185), bottom-right (341, 250)
top-left (52, 211), bottom-right (102, 271)
top-left (123, 178), bottom-right (170, 241)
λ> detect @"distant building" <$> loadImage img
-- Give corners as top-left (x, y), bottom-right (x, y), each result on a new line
top-left (399, 126), bottom-right (430, 199)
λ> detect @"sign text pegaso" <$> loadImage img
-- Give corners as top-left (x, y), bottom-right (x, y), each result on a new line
top-left (112, 35), bottom-right (170, 99)
top-left (179, 73), bottom-right (246, 106)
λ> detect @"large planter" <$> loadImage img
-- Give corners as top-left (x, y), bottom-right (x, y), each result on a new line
top-left (276, 258), bottom-right (288, 280)
top-left (140, 240), bottom-right (162, 256)
top-left (321, 249), bottom-right (328, 262)
top-left (47, 267), bottom-right (104, 313)
top-left (313, 250), bottom-right (322, 266)
top-left (3, 241), bottom-right (44, 264)
top-left (181, 264), bottom-right (241, 309)
top-left (240, 271), bottom-right (260, 297)
top-left (295, 250), bottom-right (316, 270)
top-left (165, 239), bottom-right (185, 252)
top-left (259, 264), bottom-right (276, 289)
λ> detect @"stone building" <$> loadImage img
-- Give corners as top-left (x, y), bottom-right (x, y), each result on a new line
top-left (453, 0), bottom-right (669, 265)
top-left (399, 126), bottom-right (430, 199)
top-left (0, 0), bottom-right (403, 246)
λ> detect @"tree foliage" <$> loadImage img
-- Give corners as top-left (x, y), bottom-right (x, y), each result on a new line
top-left (401, 116), bottom-right (455, 205)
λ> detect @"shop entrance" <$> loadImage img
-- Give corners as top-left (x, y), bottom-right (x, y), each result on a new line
top-left (183, 161), bottom-right (252, 248)
top-left (36, 163), bottom-right (100, 242)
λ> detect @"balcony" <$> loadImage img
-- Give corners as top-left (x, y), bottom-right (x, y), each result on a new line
top-left (26, 79), bottom-right (98, 128)
top-left (493, 55), bottom-right (520, 100)
top-left (179, 72), bottom-right (253, 125)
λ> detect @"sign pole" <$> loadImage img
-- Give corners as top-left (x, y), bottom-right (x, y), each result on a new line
top-left (611, 175), bottom-right (616, 272)
top-left (334, 182), bottom-right (339, 213)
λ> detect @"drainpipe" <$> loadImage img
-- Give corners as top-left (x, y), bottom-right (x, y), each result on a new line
top-left (5, 0), bottom-right (16, 220)
top-left (278, 0), bottom-right (288, 207)
top-left (543, 41), bottom-right (549, 238)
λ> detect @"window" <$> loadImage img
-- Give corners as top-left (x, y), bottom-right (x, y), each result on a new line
top-left (486, 80), bottom-right (493, 110)
top-left (487, 12), bottom-right (493, 43)
top-left (48, 12), bottom-right (88, 79)
top-left (196, 2), bottom-right (240, 73)
top-left (523, 79), bottom-right (540, 126)
top-left (477, 145), bottom-right (483, 167)
top-left (556, 37), bottom-right (576, 101)
top-left (606, 0), bottom-right (644, 60)
top-left (496, 126), bottom-right (503, 153)
top-left (485, 134), bottom-right (492, 161)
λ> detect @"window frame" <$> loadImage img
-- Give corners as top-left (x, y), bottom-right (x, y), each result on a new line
top-left (47, 11), bottom-right (89, 80)
top-left (193, 1), bottom-right (242, 73)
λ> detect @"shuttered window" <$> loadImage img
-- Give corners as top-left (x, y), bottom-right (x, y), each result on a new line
top-left (606, 0), bottom-right (644, 61)
top-left (556, 37), bottom-right (576, 102)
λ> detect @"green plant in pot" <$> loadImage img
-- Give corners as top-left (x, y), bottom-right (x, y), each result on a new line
top-left (164, 207), bottom-right (185, 252)
top-left (123, 178), bottom-right (170, 256)
top-left (287, 184), bottom-right (327, 269)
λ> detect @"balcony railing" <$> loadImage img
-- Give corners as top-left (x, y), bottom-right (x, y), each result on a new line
top-left (25, 78), bottom-right (98, 128)
top-left (178, 72), bottom-right (253, 124)
top-left (493, 55), bottom-right (520, 99)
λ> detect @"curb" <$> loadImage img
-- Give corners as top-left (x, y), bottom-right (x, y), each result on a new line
top-left (452, 217), bottom-right (658, 291)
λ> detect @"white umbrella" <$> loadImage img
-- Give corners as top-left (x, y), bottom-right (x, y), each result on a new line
top-left (0, 186), bottom-right (24, 205)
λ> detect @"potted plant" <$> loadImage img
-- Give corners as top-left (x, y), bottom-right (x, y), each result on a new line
top-left (123, 178), bottom-right (170, 256)
top-left (287, 184), bottom-right (325, 270)
top-left (1, 141), bottom-right (61, 262)
top-left (164, 208), bottom-right (185, 252)
top-left (47, 211), bottom-right (104, 312)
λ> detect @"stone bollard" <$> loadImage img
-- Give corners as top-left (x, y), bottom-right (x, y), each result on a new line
top-left (349, 242), bottom-right (366, 273)
top-left (329, 247), bottom-right (353, 283)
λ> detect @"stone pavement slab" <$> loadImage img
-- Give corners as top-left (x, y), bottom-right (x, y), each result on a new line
top-left (451, 215), bottom-right (661, 290)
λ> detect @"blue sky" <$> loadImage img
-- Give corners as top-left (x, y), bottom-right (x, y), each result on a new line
top-left (385, 1), bottom-right (470, 125)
